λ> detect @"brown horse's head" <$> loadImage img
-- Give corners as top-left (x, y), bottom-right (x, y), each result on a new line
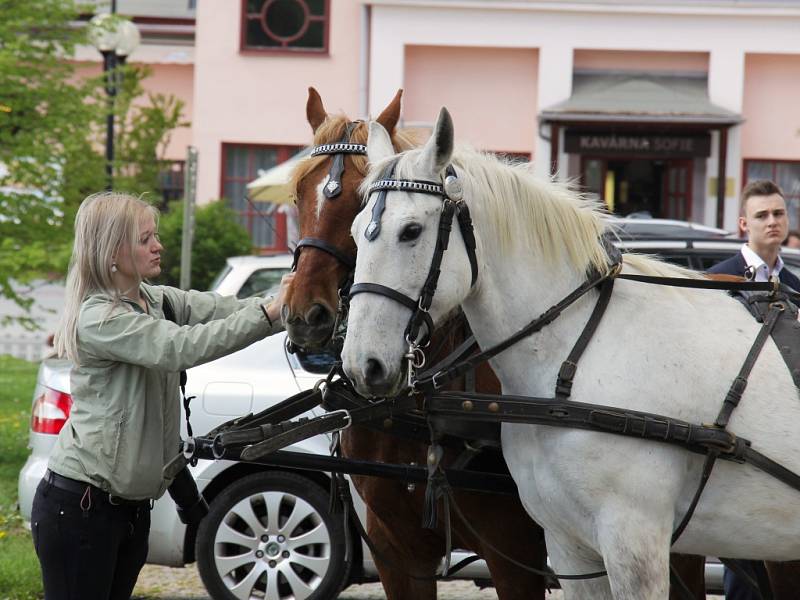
top-left (284, 87), bottom-right (413, 349)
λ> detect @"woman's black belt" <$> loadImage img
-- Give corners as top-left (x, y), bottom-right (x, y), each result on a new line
top-left (44, 469), bottom-right (149, 507)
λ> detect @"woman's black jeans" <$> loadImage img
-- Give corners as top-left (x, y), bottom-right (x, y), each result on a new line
top-left (31, 477), bottom-right (151, 600)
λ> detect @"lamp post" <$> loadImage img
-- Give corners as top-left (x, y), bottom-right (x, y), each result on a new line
top-left (88, 14), bottom-right (140, 191)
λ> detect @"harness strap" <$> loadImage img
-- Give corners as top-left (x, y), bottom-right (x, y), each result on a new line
top-left (406, 200), bottom-right (457, 344)
top-left (618, 272), bottom-right (795, 296)
top-left (206, 388), bottom-right (324, 439)
top-left (365, 160), bottom-right (398, 241)
top-left (715, 303), bottom-right (782, 428)
top-left (293, 237), bottom-right (355, 270)
top-left (415, 269), bottom-right (617, 393)
top-left (556, 276), bottom-right (615, 400)
top-left (349, 282), bottom-right (435, 342)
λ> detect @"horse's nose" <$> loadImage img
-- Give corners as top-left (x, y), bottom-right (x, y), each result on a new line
top-left (305, 303), bottom-right (334, 330)
top-left (364, 358), bottom-right (387, 388)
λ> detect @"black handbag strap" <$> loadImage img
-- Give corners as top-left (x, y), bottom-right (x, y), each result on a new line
top-left (162, 294), bottom-right (195, 439)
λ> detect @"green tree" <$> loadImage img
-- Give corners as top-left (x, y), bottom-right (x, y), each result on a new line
top-left (0, 1), bottom-right (189, 326)
top-left (156, 200), bottom-right (253, 292)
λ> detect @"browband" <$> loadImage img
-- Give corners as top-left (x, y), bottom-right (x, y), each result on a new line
top-left (310, 143), bottom-right (368, 157)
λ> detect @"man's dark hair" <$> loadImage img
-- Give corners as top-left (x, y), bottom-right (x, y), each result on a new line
top-left (741, 179), bottom-right (785, 215)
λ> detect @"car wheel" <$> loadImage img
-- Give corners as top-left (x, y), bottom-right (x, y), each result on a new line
top-left (196, 471), bottom-right (351, 600)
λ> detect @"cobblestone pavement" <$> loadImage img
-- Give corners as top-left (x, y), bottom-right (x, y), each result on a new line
top-left (131, 564), bottom-right (725, 599)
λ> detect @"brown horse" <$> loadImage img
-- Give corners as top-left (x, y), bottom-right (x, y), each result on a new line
top-left (282, 87), bottom-right (707, 599)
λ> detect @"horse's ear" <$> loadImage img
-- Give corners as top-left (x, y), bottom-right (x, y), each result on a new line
top-left (367, 121), bottom-right (394, 164)
top-left (306, 87), bottom-right (327, 132)
top-left (375, 89), bottom-right (403, 135)
top-left (419, 107), bottom-right (454, 174)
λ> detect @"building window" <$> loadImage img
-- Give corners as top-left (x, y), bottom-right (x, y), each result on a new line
top-left (241, 0), bottom-right (329, 54)
top-left (744, 160), bottom-right (800, 230)
top-left (221, 144), bottom-right (298, 252)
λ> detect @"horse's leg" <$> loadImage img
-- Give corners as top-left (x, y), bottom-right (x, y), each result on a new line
top-left (765, 560), bottom-right (800, 600)
top-left (365, 507), bottom-right (440, 600)
top-left (457, 494), bottom-right (547, 600)
top-left (546, 531), bottom-right (613, 600)
top-left (597, 517), bottom-right (671, 600)
top-left (669, 554), bottom-right (706, 600)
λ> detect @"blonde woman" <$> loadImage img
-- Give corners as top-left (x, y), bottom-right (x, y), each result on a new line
top-left (32, 192), bottom-right (291, 600)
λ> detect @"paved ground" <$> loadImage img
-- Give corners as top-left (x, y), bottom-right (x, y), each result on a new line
top-left (131, 563), bottom-right (725, 599)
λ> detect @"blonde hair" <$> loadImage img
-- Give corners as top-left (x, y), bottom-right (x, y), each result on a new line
top-left (54, 192), bottom-right (159, 363)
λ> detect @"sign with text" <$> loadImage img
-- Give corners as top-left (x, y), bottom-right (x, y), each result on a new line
top-left (565, 132), bottom-right (711, 157)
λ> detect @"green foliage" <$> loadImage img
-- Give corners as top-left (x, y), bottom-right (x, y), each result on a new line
top-left (0, 1), bottom-right (189, 325)
top-left (0, 355), bottom-right (42, 599)
top-left (156, 201), bottom-right (253, 291)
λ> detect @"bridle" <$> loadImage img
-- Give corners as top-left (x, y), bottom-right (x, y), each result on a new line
top-left (291, 122), bottom-right (366, 274)
top-left (348, 161), bottom-right (479, 378)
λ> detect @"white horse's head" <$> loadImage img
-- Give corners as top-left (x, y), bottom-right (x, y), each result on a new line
top-left (342, 108), bottom-right (474, 397)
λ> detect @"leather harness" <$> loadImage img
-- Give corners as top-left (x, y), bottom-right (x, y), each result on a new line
top-left (172, 157), bottom-right (800, 593)
top-left (291, 123), bottom-right (365, 273)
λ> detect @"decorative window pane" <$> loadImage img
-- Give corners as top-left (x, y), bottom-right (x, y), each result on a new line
top-left (744, 160), bottom-right (800, 231)
top-left (746, 161), bottom-right (773, 181)
top-left (221, 144), bottom-right (298, 252)
top-left (242, 0), bottom-right (329, 53)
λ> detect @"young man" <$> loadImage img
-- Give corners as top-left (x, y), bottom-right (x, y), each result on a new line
top-left (709, 179), bottom-right (799, 600)
top-left (710, 179), bottom-right (800, 291)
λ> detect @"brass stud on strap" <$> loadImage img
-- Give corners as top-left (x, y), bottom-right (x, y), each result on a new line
top-left (488, 402), bottom-right (500, 413)
top-left (383, 418), bottom-right (393, 429)
top-left (462, 400), bottom-right (473, 411)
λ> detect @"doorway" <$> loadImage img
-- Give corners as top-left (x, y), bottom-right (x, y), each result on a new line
top-left (582, 157), bottom-right (693, 220)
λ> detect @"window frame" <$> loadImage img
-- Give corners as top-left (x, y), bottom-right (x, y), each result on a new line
top-left (220, 142), bottom-right (300, 253)
top-left (239, 0), bottom-right (330, 56)
top-left (743, 158), bottom-right (800, 229)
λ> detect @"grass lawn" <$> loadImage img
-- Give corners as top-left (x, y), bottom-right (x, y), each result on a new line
top-left (0, 355), bottom-right (43, 600)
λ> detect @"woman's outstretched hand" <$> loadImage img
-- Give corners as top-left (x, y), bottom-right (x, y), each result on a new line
top-left (263, 272), bottom-right (294, 324)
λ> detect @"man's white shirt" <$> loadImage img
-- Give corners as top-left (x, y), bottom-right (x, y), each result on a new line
top-left (740, 243), bottom-right (784, 282)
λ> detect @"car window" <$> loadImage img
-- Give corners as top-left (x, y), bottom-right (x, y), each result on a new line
top-left (237, 268), bottom-right (290, 299)
top-left (654, 253), bottom-right (692, 269)
top-left (695, 253), bottom-right (731, 272)
top-left (209, 264), bottom-right (233, 292)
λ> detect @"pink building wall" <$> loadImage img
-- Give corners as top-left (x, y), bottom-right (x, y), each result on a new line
top-left (193, 0), bottom-right (364, 203)
top-left (73, 62), bottom-right (194, 161)
top-left (403, 46), bottom-right (539, 154)
top-left (573, 50), bottom-right (709, 72)
top-left (741, 53), bottom-right (800, 160)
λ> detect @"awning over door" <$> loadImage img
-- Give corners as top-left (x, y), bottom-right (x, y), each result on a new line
top-left (540, 72), bottom-right (742, 125)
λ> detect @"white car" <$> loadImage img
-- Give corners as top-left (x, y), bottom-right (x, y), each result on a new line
top-left (17, 254), bottom-right (491, 600)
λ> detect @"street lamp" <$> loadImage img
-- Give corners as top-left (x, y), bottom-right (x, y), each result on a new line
top-left (88, 14), bottom-right (140, 191)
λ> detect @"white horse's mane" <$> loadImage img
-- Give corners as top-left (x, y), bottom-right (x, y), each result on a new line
top-left (363, 145), bottom-right (704, 283)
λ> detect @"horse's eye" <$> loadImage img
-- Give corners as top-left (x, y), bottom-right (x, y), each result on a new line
top-left (399, 223), bottom-right (423, 242)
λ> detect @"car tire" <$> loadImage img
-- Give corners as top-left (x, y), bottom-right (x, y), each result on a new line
top-left (196, 471), bottom-right (351, 600)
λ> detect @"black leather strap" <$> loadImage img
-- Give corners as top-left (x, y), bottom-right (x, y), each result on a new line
top-left (715, 303), bottom-right (781, 428)
top-left (555, 276), bottom-right (615, 400)
top-left (293, 237), bottom-right (355, 270)
top-left (162, 295), bottom-right (196, 439)
top-left (349, 282), bottom-right (435, 342)
top-left (415, 269), bottom-right (617, 393)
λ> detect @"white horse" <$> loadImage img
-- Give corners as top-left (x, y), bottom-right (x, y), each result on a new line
top-left (341, 107), bottom-right (800, 599)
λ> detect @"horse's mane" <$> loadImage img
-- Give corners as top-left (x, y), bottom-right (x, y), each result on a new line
top-left (289, 114), bottom-right (418, 201)
top-left (364, 144), bottom-right (704, 282)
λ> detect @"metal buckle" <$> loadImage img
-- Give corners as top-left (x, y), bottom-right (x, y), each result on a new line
top-left (327, 409), bottom-right (352, 431)
top-left (431, 370), bottom-right (446, 390)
